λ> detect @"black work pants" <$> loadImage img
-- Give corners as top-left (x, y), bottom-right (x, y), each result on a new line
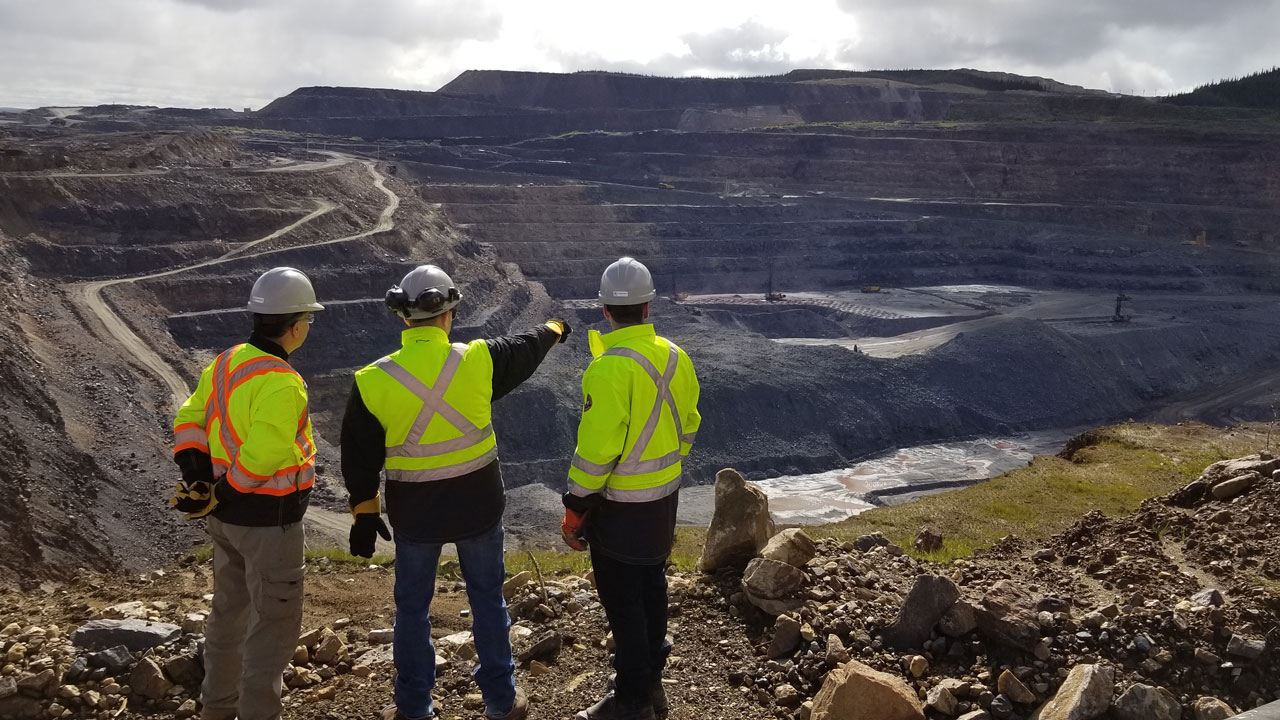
top-left (591, 549), bottom-right (671, 706)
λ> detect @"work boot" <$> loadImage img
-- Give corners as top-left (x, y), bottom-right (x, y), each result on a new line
top-left (609, 673), bottom-right (668, 716)
top-left (486, 687), bottom-right (528, 720)
top-left (380, 705), bottom-right (433, 720)
top-left (574, 692), bottom-right (656, 720)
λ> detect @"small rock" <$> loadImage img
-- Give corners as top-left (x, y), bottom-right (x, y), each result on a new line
top-left (516, 631), bottom-right (562, 664)
top-left (181, 613), bottom-right (206, 635)
top-left (175, 698), bottom-right (198, 718)
top-left (1189, 589), bottom-right (1224, 608)
top-left (17, 669), bottom-right (55, 695)
top-left (503, 571), bottom-right (532, 601)
top-left (292, 645), bottom-right (310, 665)
top-left (996, 670), bottom-right (1035, 705)
top-left (128, 657), bottom-right (173, 700)
top-left (775, 683), bottom-right (801, 707)
top-left (927, 685), bottom-right (958, 715)
top-left (528, 660), bottom-right (549, 677)
top-left (1192, 696), bottom-right (1235, 720)
top-left (760, 529), bottom-right (818, 569)
top-left (908, 655), bottom-right (928, 678)
top-left (914, 528), bottom-right (943, 553)
top-left (1112, 683), bottom-right (1180, 720)
top-left (367, 629), bottom-right (394, 644)
top-left (1226, 634), bottom-right (1265, 660)
top-left (768, 615), bottom-right (803, 659)
top-left (853, 533), bottom-right (891, 552)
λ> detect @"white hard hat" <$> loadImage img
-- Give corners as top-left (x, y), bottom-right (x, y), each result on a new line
top-left (386, 264), bottom-right (461, 320)
top-left (599, 256), bottom-right (656, 306)
top-left (246, 267), bottom-right (324, 315)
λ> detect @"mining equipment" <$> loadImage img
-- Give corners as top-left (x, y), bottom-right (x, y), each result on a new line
top-left (1113, 288), bottom-right (1132, 323)
top-left (861, 285), bottom-right (882, 293)
top-left (765, 268), bottom-right (786, 302)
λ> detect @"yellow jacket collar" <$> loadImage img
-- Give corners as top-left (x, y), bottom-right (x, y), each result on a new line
top-left (401, 325), bottom-right (450, 346)
top-left (588, 323), bottom-right (655, 358)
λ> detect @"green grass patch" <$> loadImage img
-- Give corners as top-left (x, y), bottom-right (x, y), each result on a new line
top-left (306, 547), bottom-right (394, 566)
top-left (810, 423), bottom-right (1264, 560)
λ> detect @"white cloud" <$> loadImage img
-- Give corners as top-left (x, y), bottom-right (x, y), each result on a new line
top-left (0, 0), bottom-right (1275, 107)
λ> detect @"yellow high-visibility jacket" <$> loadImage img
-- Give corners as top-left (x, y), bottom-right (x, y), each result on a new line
top-left (568, 324), bottom-right (700, 502)
top-left (353, 326), bottom-right (498, 483)
top-left (173, 343), bottom-right (316, 514)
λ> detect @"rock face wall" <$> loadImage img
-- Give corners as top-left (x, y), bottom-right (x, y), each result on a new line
top-left (0, 235), bottom-right (115, 583)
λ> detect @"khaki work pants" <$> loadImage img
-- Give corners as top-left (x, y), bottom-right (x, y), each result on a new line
top-left (201, 517), bottom-right (305, 720)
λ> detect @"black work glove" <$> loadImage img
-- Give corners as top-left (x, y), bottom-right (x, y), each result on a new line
top-left (350, 514), bottom-right (392, 558)
top-left (545, 318), bottom-right (572, 344)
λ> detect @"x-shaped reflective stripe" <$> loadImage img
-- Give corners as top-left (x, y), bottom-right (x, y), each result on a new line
top-left (374, 349), bottom-right (493, 458)
top-left (601, 346), bottom-right (682, 475)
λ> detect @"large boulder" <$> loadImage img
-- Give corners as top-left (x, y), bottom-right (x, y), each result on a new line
top-left (760, 529), bottom-right (817, 568)
top-left (742, 558), bottom-right (806, 615)
top-left (1112, 683), bottom-right (1181, 720)
top-left (973, 580), bottom-right (1042, 652)
top-left (71, 619), bottom-right (181, 652)
top-left (1199, 454), bottom-right (1278, 487)
top-left (697, 469), bottom-right (775, 572)
top-left (1211, 471), bottom-right (1260, 500)
top-left (882, 575), bottom-right (960, 651)
top-left (811, 660), bottom-right (926, 720)
top-left (1030, 664), bottom-right (1113, 720)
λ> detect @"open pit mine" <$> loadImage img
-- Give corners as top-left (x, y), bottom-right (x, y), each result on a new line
top-left (1, 69), bottom-right (1279, 582)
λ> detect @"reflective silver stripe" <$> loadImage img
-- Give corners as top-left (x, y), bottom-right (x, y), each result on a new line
top-left (374, 349), bottom-right (493, 458)
top-left (601, 346), bottom-right (683, 476)
top-left (174, 426), bottom-right (208, 447)
top-left (611, 450), bottom-right (681, 476)
top-left (229, 462), bottom-right (315, 492)
top-left (571, 453), bottom-right (619, 476)
top-left (604, 476), bottom-right (681, 502)
top-left (388, 424), bottom-right (493, 458)
top-left (385, 447), bottom-right (499, 483)
top-left (680, 432), bottom-right (697, 445)
top-left (208, 349), bottom-right (236, 453)
top-left (567, 480), bottom-right (601, 497)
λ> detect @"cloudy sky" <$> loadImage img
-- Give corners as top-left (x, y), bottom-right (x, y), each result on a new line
top-left (0, 0), bottom-right (1276, 109)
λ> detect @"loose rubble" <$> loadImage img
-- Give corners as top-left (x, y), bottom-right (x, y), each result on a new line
top-left (0, 452), bottom-right (1276, 719)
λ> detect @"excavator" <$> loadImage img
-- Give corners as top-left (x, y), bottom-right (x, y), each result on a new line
top-left (765, 267), bottom-right (786, 302)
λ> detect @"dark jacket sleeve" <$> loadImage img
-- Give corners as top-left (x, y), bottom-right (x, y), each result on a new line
top-left (341, 381), bottom-right (386, 508)
top-left (562, 491), bottom-right (603, 514)
top-left (486, 325), bottom-right (560, 401)
top-left (174, 448), bottom-right (214, 484)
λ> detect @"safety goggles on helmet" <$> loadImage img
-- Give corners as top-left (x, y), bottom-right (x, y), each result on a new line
top-left (385, 284), bottom-right (461, 318)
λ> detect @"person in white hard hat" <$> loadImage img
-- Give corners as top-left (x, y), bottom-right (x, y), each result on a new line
top-left (341, 264), bottom-right (571, 720)
top-left (170, 266), bottom-right (324, 720)
top-left (562, 257), bottom-right (701, 720)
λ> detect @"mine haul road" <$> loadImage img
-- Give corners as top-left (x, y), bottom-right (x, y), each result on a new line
top-left (63, 155), bottom-right (399, 555)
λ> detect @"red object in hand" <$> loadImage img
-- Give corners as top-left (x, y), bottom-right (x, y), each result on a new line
top-left (561, 508), bottom-right (588, 551)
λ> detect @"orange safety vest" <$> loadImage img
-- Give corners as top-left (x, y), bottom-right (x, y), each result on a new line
top-left (173, 343), bottom-right (316, 496)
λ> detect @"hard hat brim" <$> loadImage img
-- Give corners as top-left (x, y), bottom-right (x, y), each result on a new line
top-left (597, 289), bottom-right (657, 306)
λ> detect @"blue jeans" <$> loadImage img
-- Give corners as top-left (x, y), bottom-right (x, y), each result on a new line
top-left (393, 523), bottom-right (516, 719)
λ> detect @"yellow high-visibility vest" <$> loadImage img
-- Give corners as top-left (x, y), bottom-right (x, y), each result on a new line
top-left (355, 326), bottom-right (498, 482)
top-left (568, 324), bottom-right (700, 502)
top-left (172, 344), bottom-right (316, 496)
